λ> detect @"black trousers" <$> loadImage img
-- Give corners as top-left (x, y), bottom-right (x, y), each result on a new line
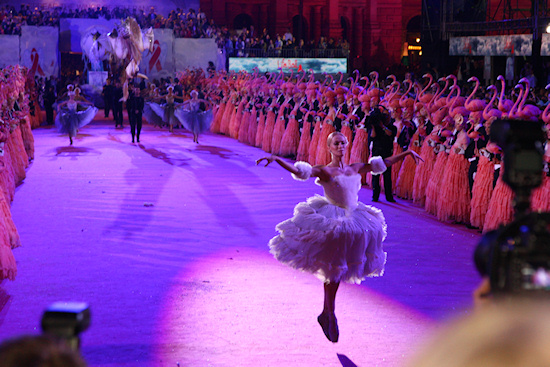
top-left (468, 158), bottom-right (478, 194)
top-left (45, 106), bottom-right (54, 125)
top-left (113, 102), bottom-right (123, 126)
top-left (372, 168), bottom-right (393, 200)
top-left (130, 113), bottom-right (142, 141)
top-left (104, 100), bottom-right (112, 118)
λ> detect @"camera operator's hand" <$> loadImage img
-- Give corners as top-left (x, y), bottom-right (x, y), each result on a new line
top-left (473, 277), bottom-right (492, 309)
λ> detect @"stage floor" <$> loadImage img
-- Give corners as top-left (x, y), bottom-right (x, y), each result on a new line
top-left (0, 114), bottom-right (482, 366)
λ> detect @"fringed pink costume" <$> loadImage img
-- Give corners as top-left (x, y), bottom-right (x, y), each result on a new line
top-left (254, 110), bottom-right (265, 148)
top-left (238, 107), bottom-right (251, 143)
top-left (296, 116), bottom-right (312, 162)
top-left (396, 130), bottom-right (421, 200)
top-left (315, 119), bottom-right (336, 165)
top-left (308, 118), bottom-right (322, 164)
top-left (262, 106), bottom-right (277, 153)
top-left (210, 100), bottom-right (225, 133)
top-left (341, 121), bottom-right (353, 165)
top-left (470, 152), bottom-right (495, 230)
top-left (247, 106), bottom-right (258, 146)
top-left (483, 166), bottom-right (514, 233)
top-left (271, 104), bottom-right (288, 155)
top-left (425, 147), bottom-right (449, 216)
top-left (219, 98), bottom-right (235, 136)
top-left (279, 109), bottom-right (301, 157)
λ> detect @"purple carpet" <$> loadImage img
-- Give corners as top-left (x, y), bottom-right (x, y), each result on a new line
top-left (0, 115), bottom-right (482, 366)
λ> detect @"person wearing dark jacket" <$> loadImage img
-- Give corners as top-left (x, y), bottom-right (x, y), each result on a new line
top-left (112, 81), bottom-right (123, 128)
top-left (128, 87), bottom-right (145, 143)
top-left (43, 85), bottom-right (56, 125)
top-left (369, 107), bottom-right (398, 202)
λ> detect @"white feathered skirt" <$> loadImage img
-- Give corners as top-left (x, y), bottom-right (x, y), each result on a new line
top-left (269, 195), bottom-right (388, 284)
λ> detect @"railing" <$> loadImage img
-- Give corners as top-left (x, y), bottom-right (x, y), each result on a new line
top-left (228, 48), bottom-right (350, 58)
top-left (444, 18), bottom-right (533, 37)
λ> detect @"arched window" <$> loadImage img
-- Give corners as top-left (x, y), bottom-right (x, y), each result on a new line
top-left (233, 13), bottom-right (254, 31)
top-left (292, 15), bottom-right (308, 42)
top-left (340, 16), bottom-right (350, 41)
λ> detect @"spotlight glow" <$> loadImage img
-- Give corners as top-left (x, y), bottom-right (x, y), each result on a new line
top-left (154, 248), bottom-right (434, 366)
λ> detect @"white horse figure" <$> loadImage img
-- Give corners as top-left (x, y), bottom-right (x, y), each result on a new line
top-left (81, 17), bottom-right (154, 99)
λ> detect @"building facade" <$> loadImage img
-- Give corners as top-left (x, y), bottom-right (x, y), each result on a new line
top-left (201, 0), bottom-right (422, 71)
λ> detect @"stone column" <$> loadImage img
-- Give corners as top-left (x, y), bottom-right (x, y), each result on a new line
top-left (327, 0), bottom-right (341, 40)
top-left (352, 7), bottom-right (364, 57)
top-left (311, 5), bottom-right (322, 42)
top-left (259, 4), bottom-right (268, 34)
top-left (274, 0), bottom-right (288, 37)
top-left (210, 0), bottom-right (226, 26)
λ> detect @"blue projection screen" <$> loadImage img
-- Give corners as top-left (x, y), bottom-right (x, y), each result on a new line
top-left (229, 57), bottom-right (347, 74)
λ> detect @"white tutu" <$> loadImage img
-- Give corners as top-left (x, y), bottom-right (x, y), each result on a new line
top-left (147, 102), bottom-right (180, 127)
top-left (143, 102), bottom-right (164, 127)
top-left (55, 103), bottom-right (97, 137)
top-left (174, 100), bottom-right (213, 135)
top-left (269, 173), bottom-right (387, 284)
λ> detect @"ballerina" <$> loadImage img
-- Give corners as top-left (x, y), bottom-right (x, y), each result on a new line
top-left (175, 90), bottom-right (213, 143)
top-left (55, 86), bottom-right (98, 145)
top-left (147, 85), bottom-right (184, 132)
top-left (256, 132), bottom-right (422, 343)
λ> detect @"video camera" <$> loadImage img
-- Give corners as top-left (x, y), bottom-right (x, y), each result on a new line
top-left (474, 118), bottom-right (550, 297)
top-left (41, 302), bottom-right (91, 350)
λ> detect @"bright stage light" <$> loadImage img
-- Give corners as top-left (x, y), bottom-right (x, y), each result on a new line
top-left (546, 24), bottom-right (550, 33)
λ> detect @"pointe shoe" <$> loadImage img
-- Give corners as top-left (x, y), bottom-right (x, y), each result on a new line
top-left (328, 313), bottom-right (339, 343)
top-left (317, 313), bottom-right (331, 342)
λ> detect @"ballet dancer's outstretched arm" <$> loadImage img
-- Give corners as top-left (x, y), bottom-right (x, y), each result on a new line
top-left (354, 149), bottom-right (422, 175)
top-left (383, 150), bottom-right (423, 167)
top-left (256, 155), bottom-right (331, 181)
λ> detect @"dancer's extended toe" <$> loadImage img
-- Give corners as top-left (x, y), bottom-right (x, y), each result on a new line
top-left (317, 313), bottom-right (331, 342)
top-left (328, 313), bottom-right (339, 343)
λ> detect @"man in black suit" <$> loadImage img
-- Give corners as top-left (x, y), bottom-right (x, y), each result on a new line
top-left (43, 85), bottom-right (56, 125)
top-left (369, 107), bottom-right (397, 202)
top-left (113, 81), bottom-right (123, 128)
top-left (126, 87), bottom-right (135, 134)
top-left (128, 87), bottom-right (145, 143)
top-left (102, 78), bottom-right (114, 118)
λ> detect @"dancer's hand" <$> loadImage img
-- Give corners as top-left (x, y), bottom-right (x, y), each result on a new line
top-left (409, 150), bottom-right (423, 164)
top-left (256, 155), bottom-right (276, 167)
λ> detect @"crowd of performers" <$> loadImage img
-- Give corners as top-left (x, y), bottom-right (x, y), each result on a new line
top-left (136, 72), bottom-right (214, 143)
top-left (193, 69), bottom-right (550, 233)
top-left (0, 65), bottom-right (36, 281)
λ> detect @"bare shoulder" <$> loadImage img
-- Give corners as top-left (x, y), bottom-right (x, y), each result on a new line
top-left (312, 164), bottom-right (331, 181)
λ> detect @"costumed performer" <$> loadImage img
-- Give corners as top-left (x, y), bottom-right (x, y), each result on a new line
top-left (55, 85), bottom-right (98, 145)
top-left (256, 132), bottom-right (422, 343)
top-left (175, 90), bottom-right (213, 144)
top-left (147, 85), bottom-right (183, 132)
